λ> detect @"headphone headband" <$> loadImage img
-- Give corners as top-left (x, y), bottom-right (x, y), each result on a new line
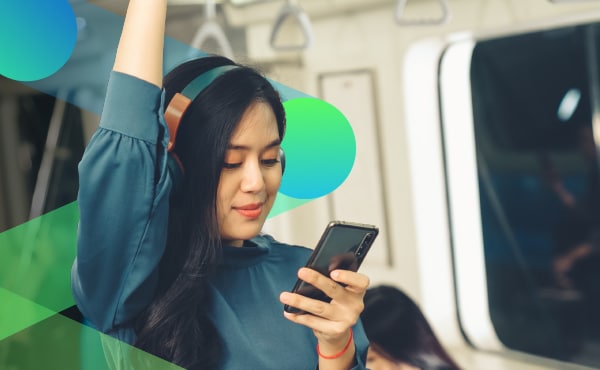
top-left (163, 62), bottom-right (285, 197)
top-left (164, 64), bottom-right (239, 151)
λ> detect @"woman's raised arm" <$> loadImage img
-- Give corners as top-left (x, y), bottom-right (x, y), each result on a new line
top-left (113, 0), bottom-right (166, 87)
top-left (71, 0), bottom-right (173, 338)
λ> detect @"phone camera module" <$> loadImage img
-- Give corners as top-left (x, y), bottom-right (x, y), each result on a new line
top-left (356, 246), bottom-right (364, 257)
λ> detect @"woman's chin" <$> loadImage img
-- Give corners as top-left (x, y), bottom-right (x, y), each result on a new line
top-left (221, 225), bottom-right (263, 245)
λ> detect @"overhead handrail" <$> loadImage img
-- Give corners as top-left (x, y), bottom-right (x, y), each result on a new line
top-left (269, 0), bottom-right (313, 51)
top-left (395, 0), bottom-right (450, 26)
top-left (189, 0), bottom-right (235, 59)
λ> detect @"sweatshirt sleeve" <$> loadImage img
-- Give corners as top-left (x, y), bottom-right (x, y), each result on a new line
top-left (71, 71), bottom-right (173, 334)
top-left (350, 319), bottom-right (369, 370)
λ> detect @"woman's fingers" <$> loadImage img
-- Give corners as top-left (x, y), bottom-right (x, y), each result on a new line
top-left (280, 292), bottom-right (358, 344)
top-left (297, 268), bottom-right (344, 300)
top-left (283, 310), bottom-right (349, 339)
top-left (281, 267), bottom-right (371, 345)
top-left (280, 292), bottom-right (335, 319)
top-left (296, 268), bottom-right (369, 301)
top-left (279, 268), bottom-right (370, 321)
top-left (329, 269), bottom-right (370, 294)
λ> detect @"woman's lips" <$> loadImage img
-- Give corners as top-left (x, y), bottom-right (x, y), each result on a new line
top-left (234, 203), bottom-right (263, 218)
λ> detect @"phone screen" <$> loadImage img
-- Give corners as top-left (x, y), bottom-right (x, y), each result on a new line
top-left (284, 221), bottom-right (378, 314)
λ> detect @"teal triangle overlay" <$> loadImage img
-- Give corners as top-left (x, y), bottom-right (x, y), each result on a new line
top-left (16, 2), bottom-right (354, 217)
top-left (17, 2), bottom-right (329, 217)
top-left (268, 193), bottom-right (312, 219)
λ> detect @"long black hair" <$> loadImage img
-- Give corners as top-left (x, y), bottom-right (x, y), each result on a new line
top-left (134, 56), bottom-right (286, 369)
top-left (361, 285), bottom-right (461, 370)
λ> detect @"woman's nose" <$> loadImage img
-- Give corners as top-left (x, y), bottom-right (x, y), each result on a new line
top-left (240, 160), bottom-right (265, 193)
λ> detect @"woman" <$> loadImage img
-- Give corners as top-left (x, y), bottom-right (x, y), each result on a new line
top-left (361, 286), bottom-right (460, 370)
top-left (70, 1), bottom-right (369, 369)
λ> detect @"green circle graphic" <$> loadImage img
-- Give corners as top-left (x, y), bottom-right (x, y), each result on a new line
top-left (280, 97), bottom-right (356, 199)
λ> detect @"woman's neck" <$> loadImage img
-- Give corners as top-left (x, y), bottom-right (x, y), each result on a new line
top-left (223, 239), bottom-right (244, 247)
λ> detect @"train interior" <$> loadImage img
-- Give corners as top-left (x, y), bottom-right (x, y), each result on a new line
top-left (1, 0), bottom-right (600, 369)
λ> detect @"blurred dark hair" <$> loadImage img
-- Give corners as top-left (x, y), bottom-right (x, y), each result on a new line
top-left (361, 285), bottom-right (461, 370)
top-left (134, 55), bottom-right (286, 370)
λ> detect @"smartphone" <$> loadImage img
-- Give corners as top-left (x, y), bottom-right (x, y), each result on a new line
top-left (284, 221), bottom-right (379, 314)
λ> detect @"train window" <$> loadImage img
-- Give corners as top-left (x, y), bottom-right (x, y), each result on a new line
top-left (444, 22), bottom-right (600, 366)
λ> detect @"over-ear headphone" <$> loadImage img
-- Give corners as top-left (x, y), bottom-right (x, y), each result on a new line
top-left (164, 64), bottom-right (286, 196)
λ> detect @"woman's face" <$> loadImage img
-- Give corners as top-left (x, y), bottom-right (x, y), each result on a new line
top-left (217, 101), bottom-right (282, 246)
top-left (367, 347), bottom-right (420, 370)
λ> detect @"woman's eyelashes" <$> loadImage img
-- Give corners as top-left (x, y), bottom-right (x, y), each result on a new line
top-left (222, 162), bottom-right (242, 169)
top-left (261, 158), bottom-right (280, 167)
top-left (222, 158), bottom-right (280, 170)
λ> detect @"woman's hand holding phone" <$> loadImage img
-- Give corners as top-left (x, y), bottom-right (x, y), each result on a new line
top-left (279, 221), bottom-right (378, 368)
top-left (279, 267), bottom-right (370, 362)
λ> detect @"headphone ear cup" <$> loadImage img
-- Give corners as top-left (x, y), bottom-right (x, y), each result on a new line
top-left (279, 148), bottom-right (286, 175)
top-left (167, 153), bottom-right (184, 197)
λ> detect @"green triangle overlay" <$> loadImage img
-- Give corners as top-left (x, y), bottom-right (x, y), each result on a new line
top-left (0, 201), bottom-right (78, 315)
top-left (0, 287), bottom-right (57, 341)
top-left (0, 191), bottom-right (307, 369)
top-left (0, 202), bottom-right (184, 368)
top-left (0, 304), bottom-right (182, 369)
top-left (0, 191), bottom-right (306, 337)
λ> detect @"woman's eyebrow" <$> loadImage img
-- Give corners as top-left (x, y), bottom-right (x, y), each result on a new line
top-left (227, 139), bottom-right (281, 151)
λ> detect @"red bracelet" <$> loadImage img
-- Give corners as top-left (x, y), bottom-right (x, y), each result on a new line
top-left (316, 330), bottom-right (354, 360)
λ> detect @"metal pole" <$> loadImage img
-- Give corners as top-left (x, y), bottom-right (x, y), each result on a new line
top-left (28, 91), bottom-right (68, 219)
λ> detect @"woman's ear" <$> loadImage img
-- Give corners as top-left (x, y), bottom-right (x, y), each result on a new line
top-left (279, 147), bottom-right (286, 175)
